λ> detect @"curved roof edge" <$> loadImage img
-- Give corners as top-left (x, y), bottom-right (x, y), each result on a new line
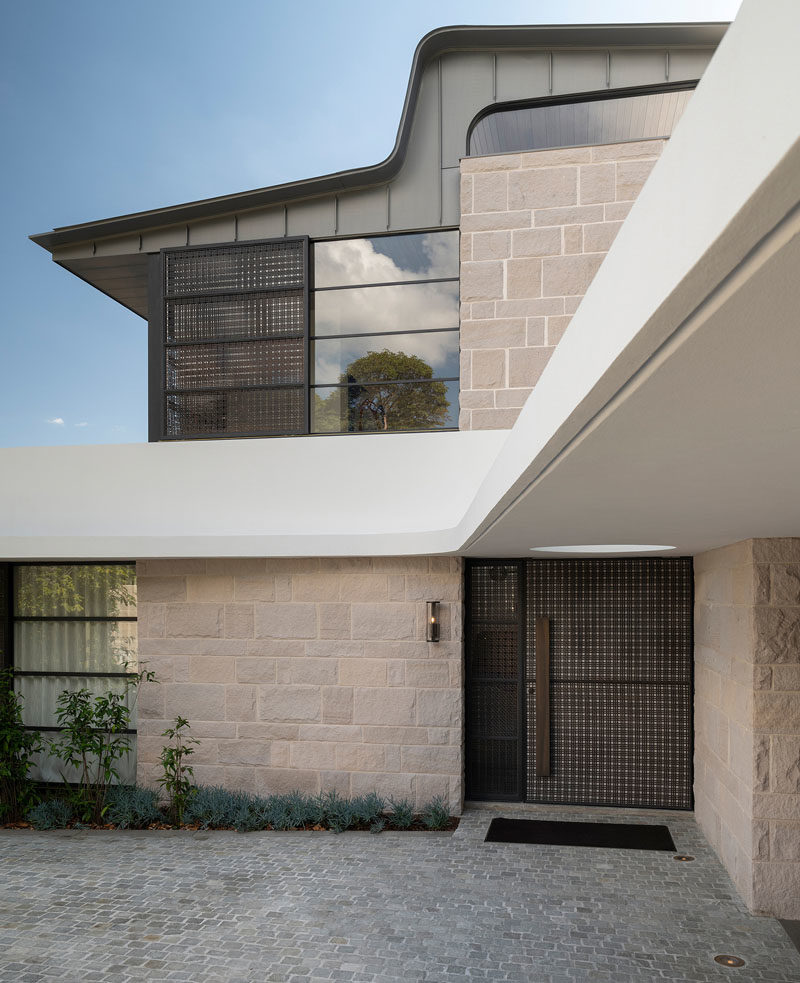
top-left (30, 22), bottom-right (727, 253)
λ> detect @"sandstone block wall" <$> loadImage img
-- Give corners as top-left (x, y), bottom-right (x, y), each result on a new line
top-left (459, 139), bottom-right (665, 430)
top-left (135, 557), bottom-right (464, 813)
top-left (694, 538), bottom-right (800, 919)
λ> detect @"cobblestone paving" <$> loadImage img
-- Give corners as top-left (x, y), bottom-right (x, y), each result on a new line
top-left (1, 804), bottom-right (798, 982)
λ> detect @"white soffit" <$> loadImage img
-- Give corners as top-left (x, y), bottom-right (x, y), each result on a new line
top-left (457, 0), bottom-right (800, 558)
top-left (0, 432), bottom-right (506, 559)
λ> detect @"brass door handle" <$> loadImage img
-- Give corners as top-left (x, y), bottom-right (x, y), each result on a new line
top-left (534, 616), bottom-right (551, 778)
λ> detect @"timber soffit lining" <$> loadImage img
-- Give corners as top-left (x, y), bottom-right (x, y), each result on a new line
top-left (29, 23), bottom-right (726, 253)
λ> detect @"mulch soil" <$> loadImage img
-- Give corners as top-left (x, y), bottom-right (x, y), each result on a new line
top-left (2, 817), bottom-right (460, 833)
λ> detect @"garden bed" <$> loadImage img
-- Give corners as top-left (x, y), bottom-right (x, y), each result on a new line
top-left (3, 785), bottom-right (459, 834)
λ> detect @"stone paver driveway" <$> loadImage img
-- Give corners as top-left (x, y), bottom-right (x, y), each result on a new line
top-left (1, 804), bottom-right (798, 982)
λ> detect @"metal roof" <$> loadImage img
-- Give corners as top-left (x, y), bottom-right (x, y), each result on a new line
top-left (30, 22), bottom-right (727, 253)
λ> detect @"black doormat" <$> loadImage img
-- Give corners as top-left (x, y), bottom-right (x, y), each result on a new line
top-left (485, 817), bottom-right (676, 851)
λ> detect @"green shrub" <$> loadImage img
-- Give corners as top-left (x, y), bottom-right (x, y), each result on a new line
top-left (183, 785), bottom-right (253, 829)
top-left (233, 796), bottom-right (270, 832)
top-left (350, 792), bottom-right (385, 826)
top-left (318, 789), bottom-right (358, 833)
top-left (0, 669), bottom-right (42, 822)
top-left (27, 798), bottom-right (72, 830)
top-left (421, 795), bottom-right (451, 830)
top-left (387, 797), bottom-right (415, 830)
top-left (104, 785), bottom-right (162, 829)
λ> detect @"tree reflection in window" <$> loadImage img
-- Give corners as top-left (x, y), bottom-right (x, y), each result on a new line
top-left (314, 350), bottom-right (449, 433)
top-left (312, 230), bottom-right (459, 434)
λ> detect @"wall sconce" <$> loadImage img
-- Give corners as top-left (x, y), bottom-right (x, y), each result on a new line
top-left (426, 601), bottom-right (440, 642)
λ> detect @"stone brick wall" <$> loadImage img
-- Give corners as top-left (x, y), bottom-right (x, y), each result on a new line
top-left (135, 557), bottom-right (464, 813)
top-left (694, 542), bottom-right (758, 909)
top-left (694, 538), bottom-right (800, 919)
top-left (459, 139), bottom-right (665, 430)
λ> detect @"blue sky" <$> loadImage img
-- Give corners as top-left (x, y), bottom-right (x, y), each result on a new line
top-left (0, 0), bottom-right (740, 447)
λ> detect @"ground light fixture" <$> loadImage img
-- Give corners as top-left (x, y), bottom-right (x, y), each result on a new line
top-left (713, 955), bottom-right (746, 968)
top-left (530, 544), bottom-right (677, 554)
top-left (426, 601), bottom-right (440, 642)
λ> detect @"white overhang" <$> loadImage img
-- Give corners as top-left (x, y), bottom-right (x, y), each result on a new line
top-left (3, 0), bottom-right (799, 561)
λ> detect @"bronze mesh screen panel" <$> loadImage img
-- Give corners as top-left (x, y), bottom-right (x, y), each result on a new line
top-left (525, 558), bottom-right (693, 809)
top-left (165, 241), bottom-right (305, 294)
top-left (166, 387), bottom-right (304, 437)
top-left (166, 338), bottom-right (304, 390)
top-left (465, 562), bottom-right (523, 800)
top-left (166, 291), bottom-right (304, 343)
top-left (162, 239), bottom-right (308, 439)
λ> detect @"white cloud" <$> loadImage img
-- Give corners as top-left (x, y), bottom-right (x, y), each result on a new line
top-left (312, 233), bottom-right (460, 384)
top-left (315, 232), bottom-right (458, 288)
top-left (74, 422), bottom-right (89, 428)
top-left (46, 417), bottom-right (65, 426)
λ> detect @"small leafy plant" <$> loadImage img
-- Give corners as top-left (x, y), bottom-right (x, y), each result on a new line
top-left (48, 669), bottom-right (155, 824)
top-left (158, 716), bottom-right (199, 826)
top-left (0, 669), bottom-right (42, 822)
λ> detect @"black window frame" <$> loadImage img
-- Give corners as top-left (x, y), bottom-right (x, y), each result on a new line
top-left (148, 229), bottom-right (461, 441)
top-left (1, 561), bottom-right (139, 746)
top-left (150, 236), bottom-right (310, 442)
top-left (310, 230), bottom-right (460, 434)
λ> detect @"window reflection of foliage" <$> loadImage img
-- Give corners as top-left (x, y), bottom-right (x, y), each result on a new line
top-left (315, 350), bottom-right (449, 432)
top-left (16, 565), bottom-right (137, 673)
top-left (16, 565), bottom-right (136, 617)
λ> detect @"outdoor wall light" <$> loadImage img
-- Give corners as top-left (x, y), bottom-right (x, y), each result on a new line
top-left (426, 601), bottom-right (440, 642)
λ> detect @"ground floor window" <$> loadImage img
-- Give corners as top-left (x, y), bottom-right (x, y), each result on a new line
top-left (0, 562), bottom-right (138, 783)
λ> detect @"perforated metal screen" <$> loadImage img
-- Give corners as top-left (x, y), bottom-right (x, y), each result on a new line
top-left (465, 562), bottom-right (523, 800)
top-left (161, 239), bottom-right (308, 439)
top-left (465, 558), bottom-right (693, 809)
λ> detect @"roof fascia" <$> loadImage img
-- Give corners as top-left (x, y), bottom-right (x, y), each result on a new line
top-left (30, 22), bottom-right (727, 253)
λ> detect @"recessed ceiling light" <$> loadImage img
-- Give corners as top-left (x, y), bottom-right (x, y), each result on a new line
top-left (529, 544), bottom-right (676, 554)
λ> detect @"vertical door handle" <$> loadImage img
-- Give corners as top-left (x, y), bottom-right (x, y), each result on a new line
top-left (535, 616), bottom-right (551, 777)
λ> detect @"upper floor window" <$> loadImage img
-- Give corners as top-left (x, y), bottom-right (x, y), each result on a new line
top-left (312, 231), bottom-right (459, 433)
top-left (153, 230), bottom-right (459, 440)
top-left (468, 84), bottom-right (695, 157)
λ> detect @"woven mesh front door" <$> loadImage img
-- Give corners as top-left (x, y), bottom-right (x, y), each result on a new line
top-left (525, 558), bottom-right (693, 809)
top-left (466, 558), bottom-right (693, 808)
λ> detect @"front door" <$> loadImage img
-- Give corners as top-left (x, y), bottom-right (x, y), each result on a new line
top-left (465, 558), bottom-right (693, 809)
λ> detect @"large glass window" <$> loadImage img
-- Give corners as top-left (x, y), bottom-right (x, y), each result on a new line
top-left (7, 563), bottom-right (138, 783)
top-left (153, 230), bottom-right (459, 439)
top-left (468, 84), bottom-right (695, 157)
top-left (312, 230), bottom-right (459, 433)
